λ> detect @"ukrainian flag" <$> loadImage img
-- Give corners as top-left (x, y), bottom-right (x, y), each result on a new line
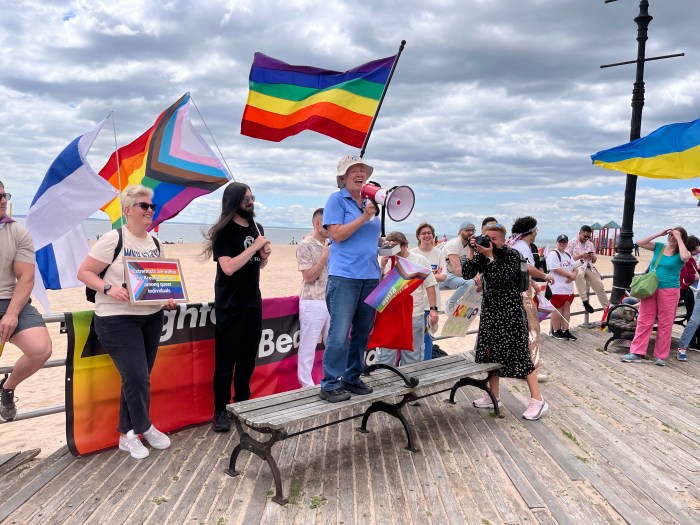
top-left (591, 118), bottom-right (700, 179)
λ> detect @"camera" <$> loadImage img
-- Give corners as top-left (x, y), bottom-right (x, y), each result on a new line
top-left (474, 235), bottom-right (491, 248)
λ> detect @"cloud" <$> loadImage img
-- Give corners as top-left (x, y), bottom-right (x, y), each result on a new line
top-left (1, 0), bottom-right (699, 245)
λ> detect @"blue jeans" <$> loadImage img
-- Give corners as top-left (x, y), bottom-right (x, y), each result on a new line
top-left (322, 276), bottom-right (378, 391)
top-left (679, 289), bottom-right (700, 349)
top-left (423, 310), bottom-right (432, 360)
top-left (439, 273), bottom-right (473, 311)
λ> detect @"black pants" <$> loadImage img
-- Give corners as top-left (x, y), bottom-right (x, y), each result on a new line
top-left (94, 310), bottom-right (164, 434)
top-left (213, 306), bottom-right (263, 412)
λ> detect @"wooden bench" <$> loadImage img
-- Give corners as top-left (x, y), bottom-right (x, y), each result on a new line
top-left (601, 301), bottom-right (687, 351)
top-left (225, 354), bottom-right (501, 504)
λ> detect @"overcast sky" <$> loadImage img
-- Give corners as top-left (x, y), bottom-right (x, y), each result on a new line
top-left (1, 0), bottom-right (699, 241)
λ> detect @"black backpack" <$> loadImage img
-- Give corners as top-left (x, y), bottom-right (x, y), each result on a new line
top-left (85, 229), bottom-right (161, 302)
top-left (503, 246), bottom-right (530, 293)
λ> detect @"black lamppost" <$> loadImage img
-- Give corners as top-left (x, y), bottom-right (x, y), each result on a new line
top-left (602, 0), bottom-right (684, 304)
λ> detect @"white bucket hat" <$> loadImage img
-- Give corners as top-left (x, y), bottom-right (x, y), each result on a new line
top-left (336, 155), bottom-right (374, 188)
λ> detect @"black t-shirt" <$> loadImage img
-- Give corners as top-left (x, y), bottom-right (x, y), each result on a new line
top-left (213, 220), bottom-right (264, 309)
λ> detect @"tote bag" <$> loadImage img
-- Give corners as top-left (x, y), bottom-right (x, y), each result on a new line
top-left (630, 249), bottom-right (664, 299)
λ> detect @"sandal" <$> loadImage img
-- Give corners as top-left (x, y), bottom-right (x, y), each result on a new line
top-left (677, 349), bottom-right (688, 362)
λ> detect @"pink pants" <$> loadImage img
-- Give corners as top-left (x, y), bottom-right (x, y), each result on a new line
top-left (629, 287), bottom-right (680, 360)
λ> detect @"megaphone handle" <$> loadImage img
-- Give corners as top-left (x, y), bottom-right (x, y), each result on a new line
top-left (381, 203), bottom-right (386, 238)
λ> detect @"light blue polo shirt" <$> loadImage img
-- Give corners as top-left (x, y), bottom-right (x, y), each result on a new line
top-left (323, 188), bottom-right (381, 279)
top-left (652, 242), bottom-right (685, 289)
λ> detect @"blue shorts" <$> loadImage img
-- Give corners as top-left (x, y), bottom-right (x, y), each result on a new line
top-left (0, 299), bottom-right (46, 336)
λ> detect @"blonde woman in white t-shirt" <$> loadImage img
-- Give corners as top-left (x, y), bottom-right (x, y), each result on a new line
top-left (78, 185), bottom-right (176, 460)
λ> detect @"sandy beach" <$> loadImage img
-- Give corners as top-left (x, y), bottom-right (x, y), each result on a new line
top-left (0, 242), bottom-right (653, 458)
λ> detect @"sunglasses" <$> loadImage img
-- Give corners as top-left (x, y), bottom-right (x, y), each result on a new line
top-left (0, 193), bottom-right (11, 201)
top-left (242, 195), bottom-right (256, 204)
top-left (581, 234), bottom-right (591, 239)
top-left (133, 202), bottom-right (157, 211)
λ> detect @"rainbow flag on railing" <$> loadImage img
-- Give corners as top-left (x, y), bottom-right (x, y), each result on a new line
top-left (365, 257), bottom-right (430, 313)
top-left (240, 53), bottom-right (396, 148)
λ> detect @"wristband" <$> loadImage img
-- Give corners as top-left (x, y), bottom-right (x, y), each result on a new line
top-left (429, 306), bottom-right (439, 311)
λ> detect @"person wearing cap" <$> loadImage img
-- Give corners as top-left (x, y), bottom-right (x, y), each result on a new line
top-left (319, 155), bottom-right (381, 403)
top-left (377, 231), bottom-right (439, 366)
top-left (439, 221), bottom-right (478, 314)
top-left (0, 180), bottom-right (52, 422)
top-left (546, 235), bottom-right (579, 340)
top-left (567, 225), bottom-right (609, 314)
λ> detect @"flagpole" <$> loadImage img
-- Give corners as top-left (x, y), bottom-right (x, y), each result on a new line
top-left (109, 110), bottom-right (126, 228)
top-left (190, 94), bottom-right (236, 182)
top-left (359, 40), bottom-right (406, 158)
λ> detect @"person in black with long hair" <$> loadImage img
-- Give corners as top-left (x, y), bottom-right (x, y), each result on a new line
top-left (203, 182), bottom-right (271, 432)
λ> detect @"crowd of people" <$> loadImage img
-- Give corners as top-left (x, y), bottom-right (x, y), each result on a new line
top-left (1, 163), bottom-right (695, 459)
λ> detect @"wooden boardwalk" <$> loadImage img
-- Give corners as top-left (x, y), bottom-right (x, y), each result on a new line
top-left (1, 327), bottom-right (699, 524)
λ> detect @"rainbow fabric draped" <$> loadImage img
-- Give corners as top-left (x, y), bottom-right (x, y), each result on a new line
top-left (365, 256), bottom-right (430, 313)
top-left (240, 53), bottom-right (396, 148)
top-left (591, 117), bottom-right (700, 179)
top-left (99, 93), bottom-right (231, 229)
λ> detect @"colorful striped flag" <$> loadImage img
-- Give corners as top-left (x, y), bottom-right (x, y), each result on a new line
top-left (365, 256), bottom-right (430, 313)
top-left (691, 188), bottom-right (700, 206)
top-left (240, 53), bottom-right (396, 148)
top-left (99, 93), bottom-right (231, 229)
top-left (591, 117), bottom-right (700, 179)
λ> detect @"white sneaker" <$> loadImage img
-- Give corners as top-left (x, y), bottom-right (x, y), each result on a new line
top-left (119, 430), bottom-right (149, 459)
top-left (142, 425), bottom-right (171, 450)
top-left (472, 394), bottom-right (501, 409)
top-left (522, 397), bottom-right (549, 420)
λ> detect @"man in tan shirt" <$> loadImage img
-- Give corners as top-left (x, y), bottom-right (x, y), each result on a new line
top-left (0, 181), bottom-right (52, 421)
top-left (296, 208), bottom-right (330, 387)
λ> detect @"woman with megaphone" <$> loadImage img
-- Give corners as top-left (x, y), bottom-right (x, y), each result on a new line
top-left (318, 155), bottom-right (382, 403)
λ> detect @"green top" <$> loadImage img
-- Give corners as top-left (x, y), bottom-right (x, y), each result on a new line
top-left (652, 242), bottom-right (684, 289)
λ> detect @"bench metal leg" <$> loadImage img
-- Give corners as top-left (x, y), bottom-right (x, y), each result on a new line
top-left (225, 416), bottom-right (289, 505)
top-left (364, 363), bottom-right (419, 387)
top-left (446, 370), bottom-right (502, 418)
top-left (357, 393), bottom-right (420, 452)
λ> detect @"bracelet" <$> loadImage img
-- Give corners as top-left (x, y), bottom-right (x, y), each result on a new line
top-left (429, 306), bottom-right (439, 311)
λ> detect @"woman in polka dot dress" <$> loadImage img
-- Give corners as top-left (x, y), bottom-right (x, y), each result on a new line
top-left (462, 222), bottom-right (548, 421)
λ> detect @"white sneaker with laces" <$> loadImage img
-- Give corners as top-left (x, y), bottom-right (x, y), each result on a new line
top-left (142, 425), bottom-right (171, 449)
top-left (472, 394), bottom-right (501, 409)
top-left (119, 430), bottom-right (149, 459)
top-left (522, 397), bottom-right (549, 420)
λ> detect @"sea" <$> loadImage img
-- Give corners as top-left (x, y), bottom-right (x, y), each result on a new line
top-left (12, 216), bottom-right (558, 247)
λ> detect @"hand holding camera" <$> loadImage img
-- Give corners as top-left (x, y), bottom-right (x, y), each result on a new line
top-left (470, 234), bottom-right (494, 258)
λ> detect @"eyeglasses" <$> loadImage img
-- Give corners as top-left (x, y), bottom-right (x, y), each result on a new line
top-left (419, 231), bottom-right (434, 237)
top-left (581, 234), bottom-right (591, 239)
top-left (133, 202), bottom-right (157, 211)
top-left (242, 195), bottom-right (256, 204)
top-left (0, 193), bottom-right (11, 201)
top-left (464, 228), bottom-right (476, 232)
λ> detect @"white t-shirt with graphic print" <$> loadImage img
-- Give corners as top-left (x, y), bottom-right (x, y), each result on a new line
top-left (89, 227), bottom-right (164, 317)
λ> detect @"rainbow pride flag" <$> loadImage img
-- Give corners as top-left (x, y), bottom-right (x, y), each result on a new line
top-left (240, 53), bottom-right (396, 148)
top-left (99, 93), bottom-right (231, 229)
top-left (591, 117), bottom-right (700, 179)
top-left (365, 257), bottom-right (431, 313)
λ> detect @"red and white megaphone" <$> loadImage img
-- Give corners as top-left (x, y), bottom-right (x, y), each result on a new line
top-left (360, 182), bottom-right (415, 222)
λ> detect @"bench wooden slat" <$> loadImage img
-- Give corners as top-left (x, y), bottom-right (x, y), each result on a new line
top-left (230, 361), bottom-right (500, 430)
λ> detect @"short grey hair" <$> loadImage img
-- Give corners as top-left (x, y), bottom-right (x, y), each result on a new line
top-left (121, 184), bottom-right (154, 209)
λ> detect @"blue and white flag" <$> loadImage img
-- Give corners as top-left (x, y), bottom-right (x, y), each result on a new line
top-left (26, 117), bottom-right (119, 312)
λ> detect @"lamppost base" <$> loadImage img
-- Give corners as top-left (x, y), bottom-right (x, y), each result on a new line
top-left (610, 251), bottom-right (638, 304)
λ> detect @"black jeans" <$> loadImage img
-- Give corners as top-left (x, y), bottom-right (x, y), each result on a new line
top-left (213, 306), bottom-right (262, 412)
top-left (94, 310), bottom-right (164, 434)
